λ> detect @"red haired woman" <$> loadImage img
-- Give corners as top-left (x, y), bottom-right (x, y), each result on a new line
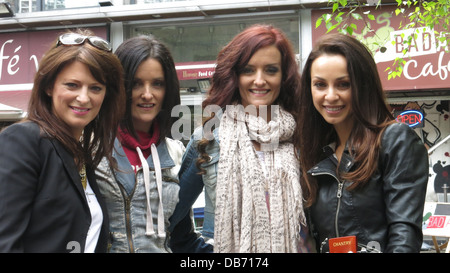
top-left (169, 24), bottom-right (308, 253)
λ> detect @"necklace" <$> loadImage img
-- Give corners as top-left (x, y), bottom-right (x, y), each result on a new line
top-left (79, 164), bottom-right (87, 190)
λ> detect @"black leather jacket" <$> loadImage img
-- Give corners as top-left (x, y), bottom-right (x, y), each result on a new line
top-left (307, 123), bottom-right (428, 253)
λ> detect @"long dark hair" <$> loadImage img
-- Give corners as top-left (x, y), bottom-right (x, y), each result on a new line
top-left (27, 29), bottom-right (125, 169)
top-left (295, 33), bottom-right (394, 207)
top-left (114, 35), bottom-right (180, 142)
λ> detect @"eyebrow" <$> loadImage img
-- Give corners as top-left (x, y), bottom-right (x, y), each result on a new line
top-left (133, 77), bottom-right (165, 81)
top-left (245, 63), bottom-right (281, 67)
top-left (312, 75), bottom-right (349, 81)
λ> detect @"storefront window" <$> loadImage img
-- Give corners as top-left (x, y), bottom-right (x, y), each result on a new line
top-left (6, 0), bottom-right (200, 11)
top-left (5, 0), bottom-right (303, 13)
top-left (44, 0), bottom-right (65, 10)
top-left (135, 0), bottom-right (194, 3)
top-left (131, 16), bottom-right (299, 96)
top-left (5, 0), bottom-right (98, 13)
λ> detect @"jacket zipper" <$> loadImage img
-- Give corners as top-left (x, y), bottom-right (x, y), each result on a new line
top-left (311, 172), bottom-right (344, 237)
top-left (124, 196), bottom-right (135, 253)
top-left (120, 165), bottom-right (172, 253)
top-left (335, 180), bottom-right (344, 237)
top-left (118, 180), bottom-right (136, 253)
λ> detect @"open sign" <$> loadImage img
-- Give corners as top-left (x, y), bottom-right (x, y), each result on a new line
top-left (395, 109), bottom-right (424, 128)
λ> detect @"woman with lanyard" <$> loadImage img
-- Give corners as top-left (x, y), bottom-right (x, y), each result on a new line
top-left (295, 33), bottom-right (428, 253)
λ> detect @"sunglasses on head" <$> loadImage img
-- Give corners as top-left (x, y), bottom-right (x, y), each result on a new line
top-left (56, 33), bottom-right (112, 52)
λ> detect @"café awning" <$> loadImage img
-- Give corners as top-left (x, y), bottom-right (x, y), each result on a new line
top-left (0, 90), bottom-right (31, 112)
top-left (0, 90), bottom-right (30, 121)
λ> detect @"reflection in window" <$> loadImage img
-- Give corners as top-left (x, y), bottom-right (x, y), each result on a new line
top-left (45, 0), bottom-right (65, 10)
top-left (61, 0), bottom-right (98, 9)
top-left (133, 18), bottom-right (299, 63)
top-left (5, 0), bottom-right (99, 13)
top-left (131, 17), bottom-right (299, 100)
top-left (132, 14), bottom-right (300, 139)
top-left (135, 0), bottom-right (194, 3)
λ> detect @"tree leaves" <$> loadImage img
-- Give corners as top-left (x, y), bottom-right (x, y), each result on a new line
top-left (317, 0), bottom-right (450, 80)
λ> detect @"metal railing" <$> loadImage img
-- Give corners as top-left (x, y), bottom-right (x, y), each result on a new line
top-left (428, 134), bottom-right (450, 155)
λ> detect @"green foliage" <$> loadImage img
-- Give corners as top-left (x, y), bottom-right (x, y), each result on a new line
top-left (317, 0), bottom-right (378, 35)
top-left (316, 0), bottom-right (450, 80)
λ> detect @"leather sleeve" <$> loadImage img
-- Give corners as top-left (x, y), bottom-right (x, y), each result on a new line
top-left (380, 123), bottom-right (428, 252)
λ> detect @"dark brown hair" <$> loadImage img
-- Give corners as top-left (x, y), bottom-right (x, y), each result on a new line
top-left (26, 29), bottom-right (125, 169)
top-left (114, 35), bottom-right (180, 142)
top-left (294, 33), bottom-right (394, 207)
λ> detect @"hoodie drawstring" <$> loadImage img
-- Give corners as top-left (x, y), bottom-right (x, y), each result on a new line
top-left (136, 145), bottom-right (165, 238)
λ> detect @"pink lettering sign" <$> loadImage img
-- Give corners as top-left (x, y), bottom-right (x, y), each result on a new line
top-left (0, 27), bottom-right (107, 85)
top-left (311, 5), bottom-right (450, 91)
top-left (427, 216), bottom-right (447, 229)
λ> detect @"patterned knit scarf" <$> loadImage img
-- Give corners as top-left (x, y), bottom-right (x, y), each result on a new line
top-left (214, 105), bottom-right (305, 253)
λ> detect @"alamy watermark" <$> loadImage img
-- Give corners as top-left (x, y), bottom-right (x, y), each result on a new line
top-left (170, 104), bottom-right (281, 149)
top-left (170, 104), bottom-right (222, 141)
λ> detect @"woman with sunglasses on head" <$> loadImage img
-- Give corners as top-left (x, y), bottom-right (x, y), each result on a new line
top-left (0, 29), bottom-right (125, 253)
top-left (295, 33), bottom-right (428, 253)
top-left (94, 35), bottom-right (208, 253)
top-left (169, 24), bottom-right (310, 253)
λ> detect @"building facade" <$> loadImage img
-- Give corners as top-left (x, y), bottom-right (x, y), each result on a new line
top-left (0, 0), bottom-right (449, 203)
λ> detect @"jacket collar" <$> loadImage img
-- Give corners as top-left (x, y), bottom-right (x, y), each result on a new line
top-left (50, 138), bottom-right (88, 201)
top-left (308, 143), bottom-right (355, 175)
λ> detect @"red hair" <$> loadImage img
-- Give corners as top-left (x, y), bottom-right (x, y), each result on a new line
top-left (203, 24), bottom-right (300, 114)
top-left (196, 24), bottom-right (301, 172)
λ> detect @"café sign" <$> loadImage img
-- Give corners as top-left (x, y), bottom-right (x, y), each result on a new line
top-left (0, 27), bottom-right (108, 90)
top-left (311, 5), bottom-right (450, 91)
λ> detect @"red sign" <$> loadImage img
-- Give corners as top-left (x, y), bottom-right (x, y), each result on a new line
top-left (329, 236), bottom-right (357, 253)
top-left (395, 109), bottom-right (424, 128)
top-left (0, 27), bottom-right (108, 111)
top-left (176, 61), bottom-right (215, 81)
top-left (0, 27), bottom-right (108, 87)
top-left (427, 216), bottom-right (447, 229)
top-left (311, 5), bottom-right (450, 91)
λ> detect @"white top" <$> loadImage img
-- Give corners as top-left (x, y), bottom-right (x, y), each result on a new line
top-left (84, 179), bottom-right (103, 253)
